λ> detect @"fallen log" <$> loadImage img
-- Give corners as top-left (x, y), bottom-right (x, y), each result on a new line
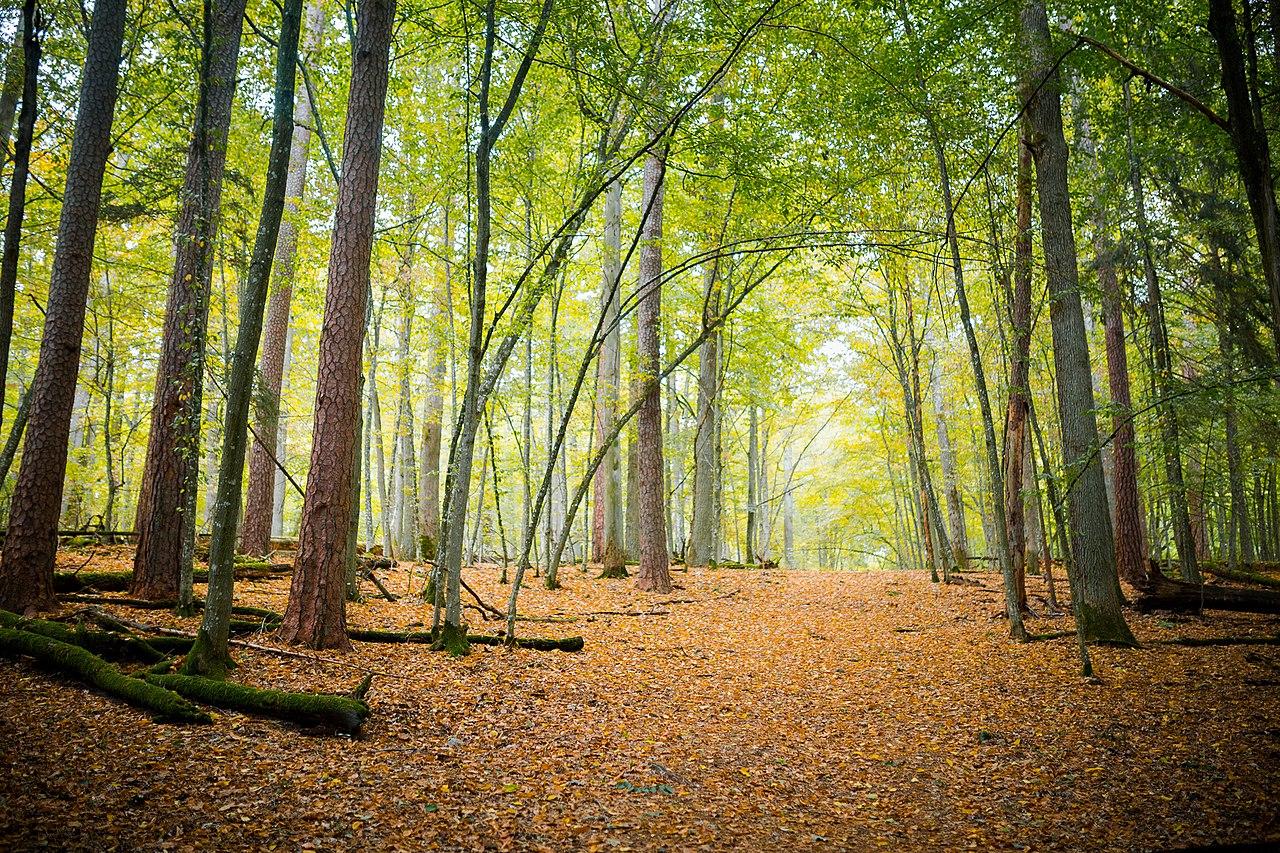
top-left (1199, 563), bottom-right (1280, 590)
top-left (57, 594), bottom-right (283, 623)
top-left (0, 609), bottom-right (168, 663)
top-left (144, 673), bottom-right (368, 735)
top-left (53, 566), bottom-right (291, 593)
top-left (0, 626), bottom-right (211, 723)
top-left (1160, 635), bottom-right (1280, 647)
top-left (347, 627), bottom-right (583, 652)
top-left (1134, 576), bottom-right (1280, 615)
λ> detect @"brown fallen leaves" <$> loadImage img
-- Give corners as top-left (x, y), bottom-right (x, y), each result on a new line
top-left (1, 547), bottom-right (1278, 851)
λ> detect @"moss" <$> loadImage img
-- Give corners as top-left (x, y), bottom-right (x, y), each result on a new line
top-left (432, 621), bottom-right (471, 657)
top-left (0, 609), bottom-right (166, 663)
top-left (179, 628), bottom-right (236, 680)
top-left (0, 626), bottom-right (211, 723)
top-left (597, 565), bottom-right (629, 579)
top-left (146, 673), bottom-right (369, 735)
top-left (419, 534), bottom-right (437, 561)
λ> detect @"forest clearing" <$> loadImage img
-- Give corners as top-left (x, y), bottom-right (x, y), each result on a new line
top-left (2, 546), bottom-right (1277, 851)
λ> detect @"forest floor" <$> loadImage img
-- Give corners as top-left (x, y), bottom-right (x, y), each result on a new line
top-left (2, 548), bottom-right (1278, 851)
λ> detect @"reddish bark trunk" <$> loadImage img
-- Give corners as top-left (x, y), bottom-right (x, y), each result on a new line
top-left (133, 0), bottom-right (248, 599)
top-left (634, 150), bottom-right (671, 594)
top-left (1100, 274), bottom-right (1148, 587)
top-left (281, 0), bottom-right (395, 649)
top-left (0, 0), bottom-right (126, 613)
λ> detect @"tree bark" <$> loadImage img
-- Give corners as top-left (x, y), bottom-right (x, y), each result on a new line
top-left (633, 147), bottom-right (671, 594)
top-left (1019, 0), bottom-right (1133, 644)
top-left (596, 178), bottom-right (627, 576)
top-left (0, 0), bottom-right (38, 422)
top-left (1003, 128), bottom-right (1034, 608)
top-left (240, 0), bottom-right (325, 557)
top-left (133, 0), bottom-right (249, 604)
top-left (183, 0), bottom-right (303, 677)
top-left (688, 244), bottom-right (722, 567)
top-left (281, 0), bottom-right (395, 650)
top-left (0, 0), bottom-right (126, 614)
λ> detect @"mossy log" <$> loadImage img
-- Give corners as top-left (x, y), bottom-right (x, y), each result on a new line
top-left (1161, 635), bottom-right (1280, 647)
top-left (56, 594), bottom-right (284, 625)
top-left (1135, 576), bottom-right (1280, 614)
top-left (144, 673), bottom-right (368, 735)
top-left (0, 609), bottom-right (167, 663)
top-left (54, 566), bottom-right (290, 594)
top-left (0, 626), bottom-right (211, 723)
top-left (1199, 562), bottom-right (1280, 590)
top-left (347, 626), bottom-right (583, 652)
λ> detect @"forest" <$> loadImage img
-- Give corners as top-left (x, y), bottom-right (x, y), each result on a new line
top-left (0, 0), bottom-right (1277, 847)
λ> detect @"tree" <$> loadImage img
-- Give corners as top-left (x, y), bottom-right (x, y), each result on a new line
top-left (1018, 0), bottom-right (1134, 645)
top-left (595, 177), bottom-right (628, 577)
top-left (0, 0), bottom-right (127, 613)
top-left (183, 0), bottom-right (304, 677)
top-left (240, 0), bottom-right (326, 557)
top-left (132, 0), bottom-right (250, 605)
top-left (280, 0), bottom-right (396, 649)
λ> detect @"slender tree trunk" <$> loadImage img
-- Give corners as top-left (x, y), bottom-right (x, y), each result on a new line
top-left (271, 325), bottom-right (292, 538)
top-left (634, 145), bottom-right (671, 594)
top-left (0, 0), bottom-right (125, 613)
top-left (1124, 79), bottom-right (1200, 582)
top-left (1020, 0), bottom-right (1133, 645)
top-left (1208, 0), bottom-right (1280, 359)
top-left (928, 335), bottom-right (968, 568)
top-left (183, 0), bottom-right (303, 676)
top-left (394, 294), bottom-right (418, 559)
top-left (0, 0), bottom-right (38, 420)
top-left (281, 0), bottom-right (395, 650)
top-left (597, 178), bottom-right (627, 576)
top-left (1077, 95), bottom-right (1149, 588)
top-left (133, 0), bottom-right (249, 605)
top-left (241, 0), bottom-right (324, 556)
top-left (0, 20), bottom-right (24, 169)
top-left (1003, 128), bottom-right (1034, 610)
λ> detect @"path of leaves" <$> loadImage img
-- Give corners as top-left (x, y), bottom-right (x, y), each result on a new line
top-left (2, 548), bottom-right (1278, 851)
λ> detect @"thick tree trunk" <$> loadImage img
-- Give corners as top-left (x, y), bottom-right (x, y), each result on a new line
top-left (0, 0), bottom-right (38, 419)
top-left (182, 0), bottom-right (303, 678)
top-left (1019, 0), bottom-right (1134, 645)
top-left (240, 0), bottom-right (324, 557)
top-left (0, 0), bottom-right (126, 614)
top-left (281, 0), bottom-right (394, 650)
top-left (133, 0), bottom-right (249, 604)
top-left (634, 149), bottom-right (671, 594)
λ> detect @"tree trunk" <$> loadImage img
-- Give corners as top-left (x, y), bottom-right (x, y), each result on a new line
top-left (0, 0), bottom-right (126, 614)
top-left (394, 293), bottom-right (418, 560)
top-left (928, 334), bottom-right (968, 568)
top-left (182, 0), bottom-right (303, 677)
top-left (1208, 0), bottom-right (1280, 360)
top-left (688, 247), bottom-right (722, 567)
top-left (1019, 0), bottom-right (1133, 644)
top-left (0, 0), bottom-right (38, 420)
top-left (133, 0), bottom-right (249, 604)
top-left (281, 0), bottom-right (394, 650)
top-left (596, 178), bottom-right (626, 576)
top-left (240, 0), bottom-right (324, 556)
top-left (0, 20), bottom-right (24, 168)
top-left (1003, 127), bottom-right (1034, 609)
top-left (271, 325), bottom-right (292, 538)
top-left (634, 148), bottom-right (671, 594)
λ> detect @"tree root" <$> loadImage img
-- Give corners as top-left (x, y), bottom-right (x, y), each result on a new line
top-left (0, 625), bottom-right (211, 723)
top-left (145, 673), bottom-right (368, 735)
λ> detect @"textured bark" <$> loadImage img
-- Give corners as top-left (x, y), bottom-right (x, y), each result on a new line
top-left (1208, 0), bottom-right (1280, 359)
top-left (281, 0), bottom-right (395, 650)
top-left (241, 0), bottom-right (325, 557)
top-left (1079, 95), bottom-right (1148, 589)
top-left (634, 150), bottom-right (671, 594)
top-left (184, 0), bottom-right (303, 678)
top-left (133, 0), bottom-right (248, 603)
top-left (0, 0), bottom-right (125, 614)
top-left (1019, 0), bottom-right (1133, 644)
top-left (0, 0), bottom-right (38, 418)
top-left (1003, 130), bottom-right (1034, 607)
top-left (595, 179), bottom-right (626, 575)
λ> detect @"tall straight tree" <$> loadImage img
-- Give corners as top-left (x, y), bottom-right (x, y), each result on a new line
top-left (183, 0), bottom-right (304, 676)
top-left (0, 0), bottom-right (126, 613)
top-left (1019, 0), bottom-right (1133, 645)
top-left (281, 0), bottom-right (396, 649)
top-left (594, 177), bottom-right (628, 577)
top-left (0, 0), bottom-right (38, 424)
top-left (688, 243), bottom-right (723, 567)
top-left (240, 0), bottom-right (325, 556)
top-left (633, 137), bottom-right (672, 593)
top-left (132, 0), bottom-right (249, 604)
